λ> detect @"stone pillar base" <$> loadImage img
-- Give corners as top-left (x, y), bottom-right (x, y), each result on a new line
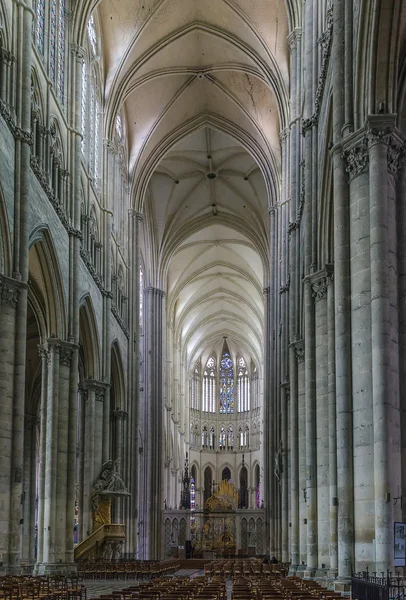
top-left (288, 564), bottom-right (299, 576)
top-left (0, 565), bottom-right (23, 576)
top-left (314, 567), bottom-right (329, 579)
top-left (304, 568), bottom-right (316, 578)
top-left (34, 562), bottom-right (77, 575)
top-left (334, 580), bottom-right (351, 595)
top-left (328, 569), bottom-right (338, 580)
top-left (295, 564), bottom-right (306, 578)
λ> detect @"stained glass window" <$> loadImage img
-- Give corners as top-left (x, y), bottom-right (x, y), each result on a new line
top-left (81, 61), bottom-right (87, 153)
top-left (57, 0), bottom-right (65, 102)
top-left (89, 82), bottom-right (95, 172)
top-left (251, 362), bottom-right (259, 410)
top-left (139, 267), bottom-right (144, 326)
top-left (238, 356), bottom-right (249, 412)
top-left (88, 14), bottom-right (97, 55)
top-left (190, 477), bottom-right (195, 509)
top-left (219, 426), bottom-right (226, 448)
top-left (50, 0), bottom-right (57, 83)
top-left (202, 357), bottom-right (215, 413)
top-left (227, 425), bottom-right (234, 449)
top-left (116, 114), bottom-right (123, 141)
top-left (202, 426), bottom-right (208, 448)
top-left (209, 426), bottom-right (215, 449)
top-left (191, 363), bottom-right (200, 410)
top-left (219, 350), bottom-right (234, 414)
top-left (94, 99), bottom-right (100, 178)
top-left (35, 0), bottom-right (45, 55)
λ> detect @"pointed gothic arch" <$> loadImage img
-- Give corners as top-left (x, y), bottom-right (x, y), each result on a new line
top-left (79, 294), bottom-right (101, 381)
top-left (28, 226), bottom-right (67, 339)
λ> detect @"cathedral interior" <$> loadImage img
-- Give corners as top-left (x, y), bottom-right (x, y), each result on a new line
top-left (1, 0), bottom-right (406, 584)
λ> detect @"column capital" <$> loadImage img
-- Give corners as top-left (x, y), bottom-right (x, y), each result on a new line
top-left (113, 409), bottom-right (128, 420)
top-left (287, 28), bottom-right (302, 49)
top-left (308, 268), bottom-right (333, 303)
top-left (145, 286), bottom-right (165, 298)
top-left (80, 378), bottom-right (109, 402)
top-left (103, 138), bottom-right (116, 154)
top-left (0, 274), bottom-right (26, 306)
top-left (290, 339), bottom-right (304, 364)
top-left (342, 130), bottom-right (369, 181)
top-left (279, 127), bottom-right (290, 142)
top-left (70, 43), bottom-right (86, 61)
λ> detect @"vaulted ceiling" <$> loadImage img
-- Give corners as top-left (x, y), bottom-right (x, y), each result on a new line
top-left (94, 0), bottom-right (291, 373)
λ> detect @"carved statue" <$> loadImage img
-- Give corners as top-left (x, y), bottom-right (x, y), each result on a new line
top-left (102, 542), bottom-right (113, 560)
top-left (92, 459), bottom-right (129, 530)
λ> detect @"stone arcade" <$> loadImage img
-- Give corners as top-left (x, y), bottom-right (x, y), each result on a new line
top-left (0, 0), bottom-right (405, 582)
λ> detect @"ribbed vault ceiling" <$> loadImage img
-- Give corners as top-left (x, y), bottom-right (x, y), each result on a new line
top-left (95, 0), bottom-right (290, 374)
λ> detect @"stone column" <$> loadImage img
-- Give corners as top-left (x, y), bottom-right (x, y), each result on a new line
top-left (287, 25), bottom-right (302, 573)
top-left (332, 0), bottom-right (354, 581)
top-left (81, 382), bottom-right (95, 538)
top-left (367, 117), bottom-right (402, 572)
top-left (143, 287), bottom-right (165, 559)
top-left (327, 271), bottom-right (338, 577)
top-left (65, 42), bottom-right (85, 569)
top-left (0, 276), bottom-right (22, 571)
top-left (343, 132), bottom-right (373, 572)
top-left (21, 415), bottom-right (38, 564)
top-left (312, 272), bottom-right (330, 573)
top-left (398, 160), bottom-right (406, 527)
top-left (113, 410), bottom-right (127, 524)
top-left (8, 0), bottom-right (34, 571)
top-left (41, 339), bottom-right (60, 568)
top-left (294, 342), bottom-right (306, 570)
top-left (289, 343), bottom-right (299, 570)
top-left (36, 345), bottom-right (48, 565)
top-left (55, 345), bottom-right (73, 566)
top-left (304, 277), bottom-right (317, 576)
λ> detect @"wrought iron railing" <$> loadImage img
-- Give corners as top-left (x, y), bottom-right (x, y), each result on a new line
top-left (352, 569), bottom-right (406, 600)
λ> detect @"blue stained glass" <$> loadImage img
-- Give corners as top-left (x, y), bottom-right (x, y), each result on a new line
top-left (35, 0), bottom-right (45, 55)
top-left (219, 350), bottom-right (234, 414)
top-left (57, 0), bottom-right (65, 102)
top-left (50, 0), bottom-right (57, 83)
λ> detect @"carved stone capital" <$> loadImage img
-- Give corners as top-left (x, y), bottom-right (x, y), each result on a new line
top-left (70, 43), bottom-right (86, 61)
top-left (103, 138), bottom-right (116, 154)
top-left (291, 340), bottom-right (305, 364)
top-left (279, 274), bottom-right (290, 295)
top-left (342, 135), bottom-right (369, 181)
top-left (113, 410), bottom-right (128, 421)
top-left (287, 28), bottom-right (302, 50)
top-left (59, 344), bottom-right (74, 366)
top-left (0, 275), bottom-right (24, 307)
top-left (81, 378), bottom-right (109, 402)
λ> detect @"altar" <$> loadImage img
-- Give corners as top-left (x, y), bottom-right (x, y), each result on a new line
top-left (163, 480), bottom-right (265, 558)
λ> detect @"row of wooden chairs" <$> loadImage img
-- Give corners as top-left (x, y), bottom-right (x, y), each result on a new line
top-left (204, 559), bottom-right (290, 579)
top-left (77, 561), bottom-right (179, 581)
top-left (0, 576), bottom-right (86, 600)
top-left (91, 575), bottom-right (226, 600)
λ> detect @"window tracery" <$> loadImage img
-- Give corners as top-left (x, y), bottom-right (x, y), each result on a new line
top-left (237, 356), bottom-right (249, 412)
top-left (203, 357), bottom-right (216, 413)
top-left (220, 348), bottom-right (234, 414)
top-left (35, 0), bottom-right (45, 56)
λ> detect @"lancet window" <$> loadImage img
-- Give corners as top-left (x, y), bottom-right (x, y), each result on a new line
top-left (35, 0), bottom-right (45, 56)
top-left (220, 349), bottom-right (234, 414)
top-left (191, 362), bottom-right (200, 410)
top-left (202, 357), bottom-right (216, 413)
top-left (81, 14), bottom-right (101, 184)
top-left (237, 357), bottom-right (249, 412)
top-left (251, 362), bottom-right (259, 410)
